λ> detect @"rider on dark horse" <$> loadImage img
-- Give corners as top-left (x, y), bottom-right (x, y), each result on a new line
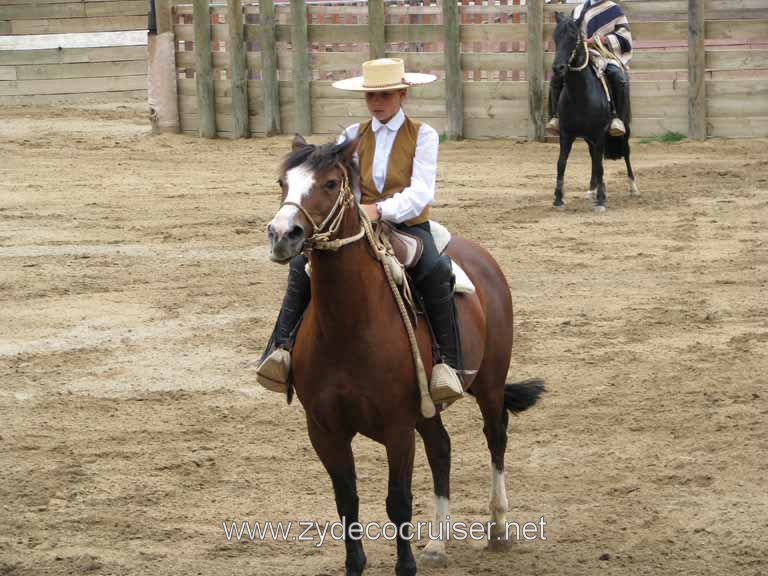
top-left (547, 0), bottom-right (633, 137)
top-left (257, 58), bottom-right (464, 404)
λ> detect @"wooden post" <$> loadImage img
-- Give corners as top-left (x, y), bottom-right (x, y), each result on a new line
top-left (193, 0), bottom-right (216, 138)
top-left (290, 0), bottom-right (312, 136)
top-left (368, 0), bottom-right (385, 59)
top-left (228, 0), bottom-right (249, 138)
top-left (259, 0), bottom-right (281, 136)
top-left (443, 0), bottom-right (463, 140)
top-left (148, 0), bottom-right (180, 133)
top-left (527, 0), bottom-right (545, 142)
top-left (688, 0), bottom-right (706, 139)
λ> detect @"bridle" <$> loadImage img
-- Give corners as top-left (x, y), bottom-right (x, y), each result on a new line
top-left (567, 30), bottom-right (590, 72)
top-left (281, 162), bottom-right (365, 252)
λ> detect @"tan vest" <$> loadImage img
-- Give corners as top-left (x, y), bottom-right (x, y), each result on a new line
top-left (357, 115), bottom-right (431, 226)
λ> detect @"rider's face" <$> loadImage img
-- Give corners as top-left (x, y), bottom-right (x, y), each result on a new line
top-left (365, 89), bottom-right (407, 124)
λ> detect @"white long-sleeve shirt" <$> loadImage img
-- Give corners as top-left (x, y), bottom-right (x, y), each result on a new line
top-left (339, 108), bottom-right (439, 224)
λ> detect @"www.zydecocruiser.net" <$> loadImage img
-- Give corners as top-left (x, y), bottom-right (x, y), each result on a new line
top-left (222, 517), bottom-right (547, 547)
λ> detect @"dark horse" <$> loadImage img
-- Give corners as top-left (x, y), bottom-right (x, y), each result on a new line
top-left (552, 11), bottom-right (639, 212)
top-left (266, 134), bottom-right (544, 575)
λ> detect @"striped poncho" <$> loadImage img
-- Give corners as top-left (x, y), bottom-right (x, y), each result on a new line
top-left (573, 0), bottom-right (633, 66)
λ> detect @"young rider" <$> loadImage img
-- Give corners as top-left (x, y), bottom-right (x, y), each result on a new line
top-left (547, 0), bottom-right (633, 137)
top-left (257, 58), bottom-right (464, 404)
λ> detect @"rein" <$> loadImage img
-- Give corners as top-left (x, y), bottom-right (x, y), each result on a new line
top-left (568, 36), bottom-right (590, 72)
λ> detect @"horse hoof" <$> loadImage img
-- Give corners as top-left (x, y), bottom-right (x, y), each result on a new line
top-left (487, 534), bottom-right (513, 552)
top-left (420, 545), bottom-right (448, 567)
top-left (628, 180), bottom-right (640, 197)
top-left (553, 203), bottom-right (565, 210)
top-left (594, 205), bottom-right (607, 213)
top-left (585, 189), bottom-right (596, 200)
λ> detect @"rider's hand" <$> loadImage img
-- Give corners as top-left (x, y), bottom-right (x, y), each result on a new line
top-left (362, 203), bottom-right (381, 222)
top-left (588, 35), bottom-right (605, 48)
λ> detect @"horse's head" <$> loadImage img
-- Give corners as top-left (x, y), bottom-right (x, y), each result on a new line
top-left (267, 134), bottom-right (358, 263)
top-left (552, 11), bottom-right (583, 77)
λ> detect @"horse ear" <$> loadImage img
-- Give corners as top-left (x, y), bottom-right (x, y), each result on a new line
top-left (555, 11), bottom-right (564, 24)
top-left (292, 133), bottom-right (308, 151)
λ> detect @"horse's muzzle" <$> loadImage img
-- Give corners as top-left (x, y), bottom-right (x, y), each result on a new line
top-left (267, 221), bottom-right (305, 263)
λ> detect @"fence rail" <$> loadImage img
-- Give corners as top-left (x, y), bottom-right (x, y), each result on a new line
top-left (169, 0), bottom-right (768, 140)
top-left (0, 0), bottom-right (149, 103)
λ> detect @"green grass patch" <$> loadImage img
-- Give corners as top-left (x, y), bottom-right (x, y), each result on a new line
top-left (638, 131), bottom-right (687, 144)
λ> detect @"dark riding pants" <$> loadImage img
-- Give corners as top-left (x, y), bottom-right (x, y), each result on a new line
top-left (549, 62), bottom-right (628, 121)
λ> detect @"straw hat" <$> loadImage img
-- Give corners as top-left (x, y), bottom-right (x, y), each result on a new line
top-left (332, 58), bottom-right (437, 92)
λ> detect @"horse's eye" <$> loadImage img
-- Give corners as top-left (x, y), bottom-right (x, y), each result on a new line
top-left (326, 180), bottom-right (338, 190)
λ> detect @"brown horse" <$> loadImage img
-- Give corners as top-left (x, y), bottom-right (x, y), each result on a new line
top-left (266, 134), bottom-right (544, 576)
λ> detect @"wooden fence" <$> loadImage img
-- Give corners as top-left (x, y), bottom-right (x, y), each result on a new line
top-left (0, 0), bottom-right (149, 103)
top-left (167, 0), bottom-right (768, 140)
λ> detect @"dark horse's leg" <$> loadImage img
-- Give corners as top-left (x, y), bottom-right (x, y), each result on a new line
top-left (308, 423), bottom-right (367, 576)
top-left (416, 415), bottom-right (451, 566)
top-left (589, 138), bottom-right (608, 212)
top-left (554, 133), bottom-right (576, 208)
top-left (587, 142), bottom-right (598, 200)
top-left (624, 140), bottom-right (640, 196)
top-left (385, 430), bottom-right (417, 576)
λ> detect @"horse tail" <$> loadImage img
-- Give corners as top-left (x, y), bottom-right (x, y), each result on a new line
top-left (604, 134), bottom-right (626, 160)
top-left (504, 378), bottom-right (545, 413)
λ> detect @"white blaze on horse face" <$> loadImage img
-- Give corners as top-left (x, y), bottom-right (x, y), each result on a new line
top-left (270, 164), bottom-right (314, 237)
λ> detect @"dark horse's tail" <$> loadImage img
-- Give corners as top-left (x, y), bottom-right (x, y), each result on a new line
top-left (504, 378), bottom-right (545, 413)
top-left (604, 81), bottom-right (631, 161)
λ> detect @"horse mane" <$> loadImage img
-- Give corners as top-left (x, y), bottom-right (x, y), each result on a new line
top-left (281, 138), bottom-right (358, 179)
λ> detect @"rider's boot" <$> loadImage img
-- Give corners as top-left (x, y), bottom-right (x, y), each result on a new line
top-left (607, 66), bottom-right (629, 137)
top-left (256, 255), bottom-right (311, 393)
top-left (547, 73), bottom-right (565, 135)
top-left (421, 258), bottom-right (464, 405)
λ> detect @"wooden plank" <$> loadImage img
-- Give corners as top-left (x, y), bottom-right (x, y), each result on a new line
top-left (0, 3), bottom-right (86, 19)
top-left (368, 0), bottom-right (385, 60)
top-left (0, 89), bottom-right (146, 105)
top-left (461, 24), bottom-right (527, 43)
top-left (0, 74), bottom-right (147, 96)
top-left (8, 15), bottom-right (147, 34)
top-left (15, 59), bottom-right (146, 80)
top-left (706, 20), bottom-right (768, 41)
top-left (228, 0), bottom-right (249, 138)
top-left (193, 0), bottom-right (216, 138)
top-left (689, 0), bottom-right (706, 140)
top-left (708, 50), bottom-right (768, 71)
top-left (155, 0), bottom-right (172, 34)
top-left (527, 0), bottom-right (544, 142)
top-left (0, 66), bottom-right (16, 81)
top-left (708, 117), bottom-right (768, 138)
top-left (443, 0), bottom-right (462, 140)
top-left (0, 0), bottom-right (146, 17)
top-left (708, 95), bottom-right (768, 118)
top-left (85, 0), bottom-right (148, 17)
top-left (632, 117), bottom-right (689, 138)
top-left (0, 45), bottom-right (146, 66)
top-left (290, 0), bottom-right (311, 136)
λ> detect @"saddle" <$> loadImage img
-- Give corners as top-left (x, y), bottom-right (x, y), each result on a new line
top-left (377, 220), bottom-right (475, 294)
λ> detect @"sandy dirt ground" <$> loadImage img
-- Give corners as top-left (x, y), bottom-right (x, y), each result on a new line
top-left (1, 103), bottom-right (766, 576)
